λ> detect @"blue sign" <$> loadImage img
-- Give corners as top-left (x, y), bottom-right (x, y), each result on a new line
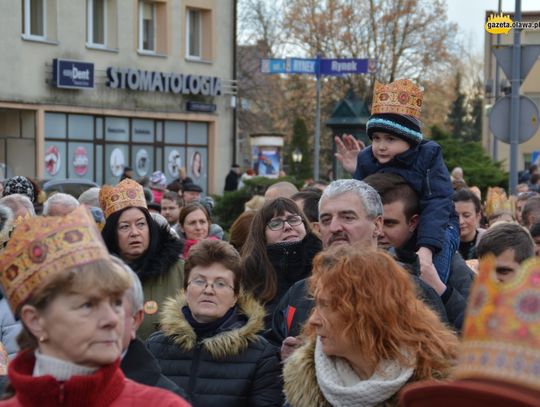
top-left (53, 59), bottom-right (94, 89)
top-left (260, 58), bottom-right (286, 74)
top-left (320, 58), bottom-right (376, 76)
top-left (285, 58), bottom-right (319, 74)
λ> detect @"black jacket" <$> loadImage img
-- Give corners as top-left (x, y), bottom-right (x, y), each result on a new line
top-left (263, 233), bottom-right (322, 327)
top-left (121, 337), bottom-right (191, 402)
top-left (147, 293), bottom-right (283, 407)
top-left (269, 251), bottom-right (448, 346)
top-left (224, 170), bottom-right (240, 191)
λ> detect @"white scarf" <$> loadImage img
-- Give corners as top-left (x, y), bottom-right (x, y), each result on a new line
top-left (33, 351), bottom-right (97, 381)
top-left (314, 337), bottom-right (414, 407)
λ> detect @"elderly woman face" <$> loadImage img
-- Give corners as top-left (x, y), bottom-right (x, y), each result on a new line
top-left (116, 208), bottom-right (150, 262)
top-left (264, 210), bottom-right (307, 244)
top-left (186, 263), bottom-right (237, 323)
top-left (182, 208), bottom-right (209, 241)
top-left (308, 285), bottom-right (353, 359)
top-left (22, 288), bottom-right (125, 367)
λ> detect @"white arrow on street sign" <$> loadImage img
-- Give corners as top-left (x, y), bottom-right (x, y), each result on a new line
top-left (489, 95), bottom-right (539, 144)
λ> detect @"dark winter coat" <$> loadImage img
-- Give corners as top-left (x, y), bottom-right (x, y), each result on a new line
top-left (354, 140), bottom-right (459, 253)
top-left (121, 338), bottom-right (190, 401)
top-left (269, 254), bottom-right (448, 345)
top-left (263, 233), bottom-right (322, 327)
top-left (224, 170), bottom-right (240, 192)
top-left (146, 293), bottom-right (283, 407)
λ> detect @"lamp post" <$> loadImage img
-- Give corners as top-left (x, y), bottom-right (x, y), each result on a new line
top-left (292, 148), bottom-right (303, 179)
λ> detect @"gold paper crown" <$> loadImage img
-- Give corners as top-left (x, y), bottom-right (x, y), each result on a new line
top-left (99, 178), bottom-right (147, 219)
top-left (485, 187), bottom-right (515, 218)
top-left (371, 79), bottom-right (423, 118)
top-left (454, 256), bottom-right (540, 391)
top-left (0, 206), bottom-right (110, 313)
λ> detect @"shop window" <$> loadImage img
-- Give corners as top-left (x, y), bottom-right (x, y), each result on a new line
top-left (87, 0), bottom-right (107, 46)
top-left (22, 0), bottom-right (57, 41)
top-left (186, 7), bottom-right (212, 61)
top-left (138, 1), bottom-right (167, 54)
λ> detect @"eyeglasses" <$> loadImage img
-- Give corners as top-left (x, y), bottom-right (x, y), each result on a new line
top-left (266, 215), bottom-right (303, 231)
top-left (188, 278), bottom-right (234, 291)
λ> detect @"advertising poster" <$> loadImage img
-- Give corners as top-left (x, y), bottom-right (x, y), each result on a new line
top-left (252, 146), bottom-right (280, 178)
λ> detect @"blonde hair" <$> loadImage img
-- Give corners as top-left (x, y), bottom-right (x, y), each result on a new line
top-left (17, 257), bottom-right (131, 350)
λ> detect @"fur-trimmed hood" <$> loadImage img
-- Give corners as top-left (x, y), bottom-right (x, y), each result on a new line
top-left (159, 291), bottom-right (266, 359)
top-left (283, 338), bottom-right (331, 407)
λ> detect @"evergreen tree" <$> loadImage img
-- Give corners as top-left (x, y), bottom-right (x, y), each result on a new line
top-left (430, 125), bottom-right (507, 194)
top-left (446, 71), bottom-right (468, 140)
top-left (465, 80), bottom-right (483, 142)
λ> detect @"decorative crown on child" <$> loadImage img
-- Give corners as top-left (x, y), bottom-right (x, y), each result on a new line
top-left (371, 79), bottom-right (423, 118)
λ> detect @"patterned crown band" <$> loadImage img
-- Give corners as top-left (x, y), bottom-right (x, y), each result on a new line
top-left (0, 206), bottom-right (110, 313)
top-left (99, 178), bottom-right (147, 219)
top-left (454, 256), bottom-right (540, 391)
top-left (371, 79), bottom-right (423, 118)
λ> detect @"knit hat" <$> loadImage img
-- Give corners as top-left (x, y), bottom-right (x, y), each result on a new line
top-left (2, 176), bottom-right (35, 202)
top-left (366, 79), bottom-right (424, 146)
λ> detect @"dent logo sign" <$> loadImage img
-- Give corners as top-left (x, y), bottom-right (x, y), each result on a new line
top-left (52, 59), bottom-right (95, 89)
top-left (485, 13), bottom-right (513, 35)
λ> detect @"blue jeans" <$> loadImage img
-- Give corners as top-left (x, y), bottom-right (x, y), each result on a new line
top-left (432, 224), bottom-right (460, 284)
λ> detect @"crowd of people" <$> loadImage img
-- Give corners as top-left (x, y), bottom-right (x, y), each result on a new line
top-left (0, 78), bottom-right (539, 406)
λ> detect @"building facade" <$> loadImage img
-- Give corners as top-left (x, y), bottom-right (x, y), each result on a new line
top-left (0, 0), bottom-right (236, 194)
top-left (483, 10), bottom-right (540, 172)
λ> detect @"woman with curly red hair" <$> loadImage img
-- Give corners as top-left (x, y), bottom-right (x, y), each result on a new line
top-left (283, 245), bottom-right (459, 407)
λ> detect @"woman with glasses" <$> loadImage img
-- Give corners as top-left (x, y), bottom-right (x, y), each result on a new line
top-left (147, 239), bottom-right (283, 407)
top-left (241, 197), bottom-right (322, 327)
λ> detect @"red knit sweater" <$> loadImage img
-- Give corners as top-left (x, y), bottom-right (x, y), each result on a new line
top-left (0, 350), bottom-right (191, 407)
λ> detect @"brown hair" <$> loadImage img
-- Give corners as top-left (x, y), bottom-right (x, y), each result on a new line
top-left (179, 203), bottom-right (211, 227)
top-left (229, 211), bottom-right (256, 252)
top-left (184, 239), bottom-right (242, 295)
top-left (306, 245), bottom-right (459, 380)
top-left (241, 197), bottom-right (311, 303)
top-left (17, 257), bottom-right (131, 350)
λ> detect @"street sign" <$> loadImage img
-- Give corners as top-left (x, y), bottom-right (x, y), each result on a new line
top-left (492, 45), bottom-right (540, 81)
top-left (260, 58), bottom-right (286, 74)
top-left (489, 95), bottom-right (539, 144)
top-left (320, 58), bottom-right (376, 76)
top-left (285, 58), bottom-right (318, 74)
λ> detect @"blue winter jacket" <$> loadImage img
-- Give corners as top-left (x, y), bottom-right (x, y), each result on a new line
top-left (354, 139), bottom-right (459, 252)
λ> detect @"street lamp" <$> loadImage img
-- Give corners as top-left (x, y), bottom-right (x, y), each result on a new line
top-left (292, 148), bottom-right (303, 178)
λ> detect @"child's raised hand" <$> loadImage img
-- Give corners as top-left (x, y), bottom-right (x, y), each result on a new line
top-left (335, 134), bottom-right (364, 174)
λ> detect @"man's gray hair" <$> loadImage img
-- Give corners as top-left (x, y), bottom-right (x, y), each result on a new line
top-left (111, 256), bottom-right (144, 314)
top-left (43, 193), bottom-right (79, 216)
top-left (78, 187), bottom-right (100, 207)
top-left (0, 194), bottom-right (35, 217)
top-left (319, 179), bottom-right (383, 218)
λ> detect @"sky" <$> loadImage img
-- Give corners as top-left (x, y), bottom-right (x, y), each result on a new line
top-left (446, 0), bottom-right (540, 53)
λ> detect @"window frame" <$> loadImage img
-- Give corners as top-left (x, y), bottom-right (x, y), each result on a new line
top-left (86, 0), bottom-right (108, 48)
top-left (138, 0), bottom-right (156, 53)
top-left (22, 0), bottom-right (47, 40)
top-left (186, 8), bottom-right (202, 60)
